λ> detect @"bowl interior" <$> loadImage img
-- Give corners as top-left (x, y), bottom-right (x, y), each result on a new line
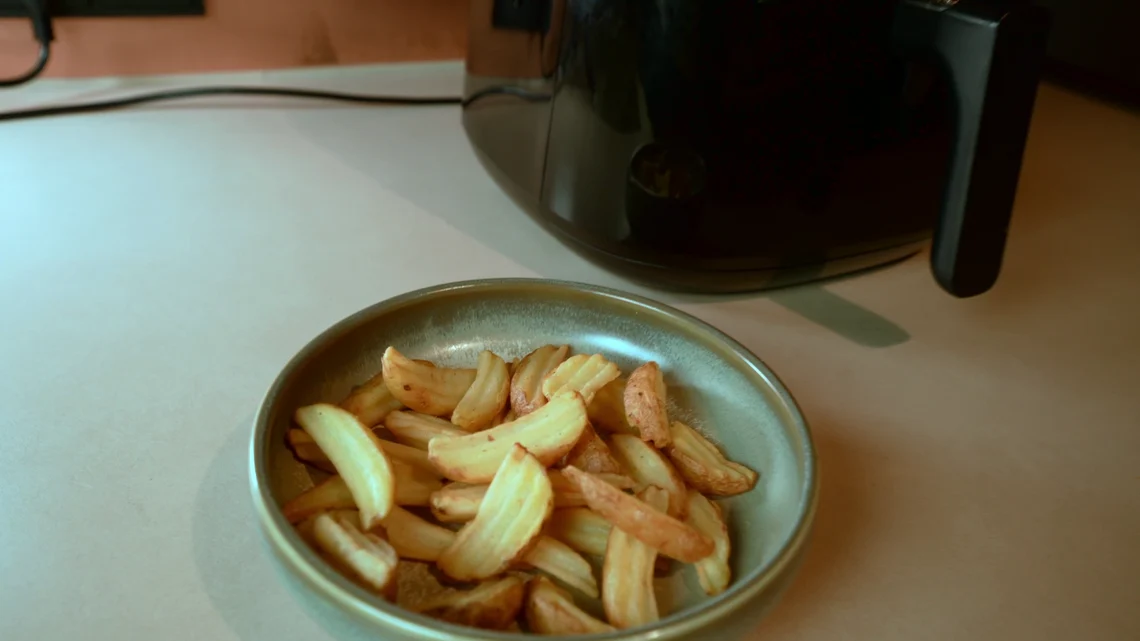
top-left (256, 280), bottom-right (814, 636)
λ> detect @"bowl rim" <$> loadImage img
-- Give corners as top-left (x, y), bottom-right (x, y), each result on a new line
top-left (249, 277), bottom-right (819, 640)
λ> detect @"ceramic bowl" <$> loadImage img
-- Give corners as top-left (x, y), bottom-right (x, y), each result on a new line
top-left (249, 278), bottom-right (817, 640)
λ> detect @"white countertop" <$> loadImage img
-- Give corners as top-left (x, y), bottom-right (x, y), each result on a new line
top-left (1, 61), bottom-right (1137, 640)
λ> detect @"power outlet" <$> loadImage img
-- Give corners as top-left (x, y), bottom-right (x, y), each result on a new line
top-left (492, 0), bottom-right (550, 33)
top-left (0, 0), bottom-right (203, 17)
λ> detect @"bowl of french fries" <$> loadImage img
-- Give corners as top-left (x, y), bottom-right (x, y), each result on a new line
top-left (250, 278), bottom-right (817, 640)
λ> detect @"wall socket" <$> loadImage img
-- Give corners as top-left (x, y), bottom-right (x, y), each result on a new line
top-left (0, 0), bottom-right (204, 17)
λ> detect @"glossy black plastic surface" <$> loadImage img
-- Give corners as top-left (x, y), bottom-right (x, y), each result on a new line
top-left (462, 0), bottom-right (1048, 295)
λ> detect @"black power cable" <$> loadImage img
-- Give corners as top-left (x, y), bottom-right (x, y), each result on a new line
top-left (0, 83), bottom-right (550, 124)
top-left (0, 0), bottom-right (53, 88)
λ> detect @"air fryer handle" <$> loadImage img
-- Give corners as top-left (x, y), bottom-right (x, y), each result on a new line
top-left (892, 0), bottom-right (1049, 297)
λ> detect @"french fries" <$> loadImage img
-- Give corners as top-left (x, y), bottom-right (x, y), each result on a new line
top-left (340, 370), bottom-right (404, 427)
top-left (381, 347), bottom-right (477, 416)
top-left (432, 472), bottom-right (635, 523)
top-left (385, 411), bottom-right (467, 449)
top-left (437, 444), bottom-right (554, 581)
top-left (561, 466), bottom-right (714, 563)
top-left (313, 511), bottom-right (398, 598)
top-left (608, 433), bottom-right (689, 518)
top-left (526, 576), bottom-right (615, 635)
top-left (602, 486), bottom-right (665, 629)
top-left (380, 506), bottom-right (457, 562)
top-left (452, 350), bottom-right (511, 431)
top-left (544, 507), bottom-right (612, 557)
top-left (510, 344), bottom-right (569, 416)
top-left (624, 362), bottom-right (671, 448)
top-left (282, 345), bottom-right (761, 634)
top-left (685, 490), bottom-right (731, 596)
top-left (667, 421), bottom-right (759, 496)
top-left (428, 391), bottom-right (588, 483)
top-left (560, 423), bottom-right (623, 474)
top-left (412, 575), bottom-right (526, 630)
top-left (286, 428), bottom-right (338, 474)
top-left (541, 354), bottom-right (621, 406)
top-left (295, 404), bottom-right (395, 530)
top-left (521, 536), bottom-right (598, 599)
top-left (586, 377), bottom-right (638, 435)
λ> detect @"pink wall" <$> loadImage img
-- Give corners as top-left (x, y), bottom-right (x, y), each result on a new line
top-left (0, 0), bottom-right (468, 79)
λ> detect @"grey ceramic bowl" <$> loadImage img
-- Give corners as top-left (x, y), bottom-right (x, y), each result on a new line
top-left (249, 278), bottom-right (817, 641)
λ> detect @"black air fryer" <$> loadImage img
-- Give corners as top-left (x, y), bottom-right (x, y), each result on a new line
top-left (462, 0), bottom-right (1050, 297)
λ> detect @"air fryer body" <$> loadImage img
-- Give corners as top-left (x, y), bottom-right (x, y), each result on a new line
top-left (463, 0), bottom-right (959, 292)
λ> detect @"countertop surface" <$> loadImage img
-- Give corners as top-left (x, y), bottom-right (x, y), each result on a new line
top-left (1, 62), bottom-right (1137, 640)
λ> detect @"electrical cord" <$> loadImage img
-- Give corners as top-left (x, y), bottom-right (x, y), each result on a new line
top-left (0, 0), bottom-right (53, 88)
top-left (0, 83), bottom-right (551, 123)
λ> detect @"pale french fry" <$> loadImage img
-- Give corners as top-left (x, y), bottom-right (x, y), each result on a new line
top-left (666, 421), bottom-right (759, 496)
top-left (385, 411), bottom-right (466, 450)
top-left (525, 576), bottom-right (615, 635)
top-left (560, 423), bottom-right (623, 474)
top-left (340, 370), bottom-right (404, 427)
top-left (381, 347), bottom-right (476, 416)
top-left (489, 405), bottom-right (517, 428)
top-left (602, 486), bottom-right (665, 629)
top-left (541, 354), bottom-right (621, 406)
top-left (282, 476), bottom-right (356, 523)
top-left (295, 404), bottom-right (395, 530)
top-left (561, 466), bottom-right (714, 563)
top-left (544, 507), bottom-right (612, 557)
top-left (428, 391), bottom-right (588, 483)
top-left (624, 362), bottom-right (671, 448)
top-left (313, 511), bottom-right (399, 598)
top-left (391, 460), bottom-right (443, 506)
top-left (380, 506), bottom-right (457, 562)
top-left (451, 350), bottom-right (510, 431)
top-left (437, 444), bottom-right (554, 581)
top-left (411, 575), bottom-right (526, 630)
top-left (510, 344), bottom-right (570, 416)
top-left (429, 482), bottom-right (487, 523)
top-left (433, 472), bottom-right (634, 522)
top-left (521, 536), bottom-right (599, 599)
top-left (378, 438), bottom-right (436, 474)
top-left (549, 471), bottom-right (636, 508)
top-left (685, 490), bottom-right (731, 596)
top-left (586, 377), bottom-right (638, 435)
top-left (608, 433), bottom-right (689, 518)
top-left (285, 428), bottom-right (337, 474)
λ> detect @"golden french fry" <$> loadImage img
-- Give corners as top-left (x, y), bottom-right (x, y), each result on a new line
top-left (666, 421), bottom-right (759, 496)
top-left (685, 490), bottom-right (731, 596)
top-left (587, 377), bottom-right (638, 435)
top-left (561, 423), bottom-right (623, 474)
top-left (340, 370), bottom-right (404, 427)
top-left (489, 405), bottom-right (517, 428)
top-left (411, 575), bottom-right (526, 630)
top-left (544, 507), bottom-right (612, 557)
top-left (285, 428), bottom-right (338, 474)
top-left (525, 576), bottom-right (615, 635)
top-left (510, 344), bottom-right (570, 416)
top-left (391, 460), bottom-right (444, 506)
top-left (608, 433), bottom-right (689, 518)
top-left (385, 411), bottom-right (467, 450)
top-left (295, 404), bottom-right (395, 530)
top-left (381, 347), bottom-right (476, 416)
top-left (624, 362), bottom-right (671, 448)
top-left (428, 391), bottom-right (588, 483)
top-left (378, 438), bottom-right (437, 474)
top-left (541, 354), bottom-right (621, 406)
top-left (521, 536), bottom-right (598, 599)
top-left (549, 471), bottom-right (636, 508)
top-left (561, 466), bottom-right (714, 563)
top-left (429, 482), bottom-right (487, 523)
top-left (602, 486), bottom-right (665, 629)
top-left (437, 444), bottom-right (554, 581)
top-left (433, 472), bottom-right (634, 523)
top-left (313, 511), bottom-right (399, 598)
top-left (282, 476), bottom-right (356, 523)
top-left (380, 506), bottom-right (457, 562)
top-left (451, 350), bottom-right (511, 431)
